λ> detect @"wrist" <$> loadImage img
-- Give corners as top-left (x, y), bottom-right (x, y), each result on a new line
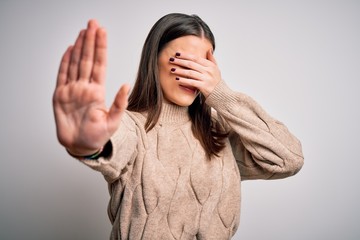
top-left (66, 147), bottom-right (103, 160)
top-left (66, 141), bottom-right (112, 160)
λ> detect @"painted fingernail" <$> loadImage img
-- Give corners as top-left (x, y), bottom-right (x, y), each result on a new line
top-left (171, 68), bottom-right (176, 72)
top-left (175, 52), bottom-right (181, 57)
top-left (169, 57), bottom-right (175, 62)
top-left (175, 77), bottom-right (180, 80)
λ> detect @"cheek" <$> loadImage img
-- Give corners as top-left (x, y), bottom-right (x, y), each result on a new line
top-left (159, 70), bottom-right (170, 90)
top-left (158, 57), bottom-right (171, 76)
top-left (159, 60), bottom-right (175, 86)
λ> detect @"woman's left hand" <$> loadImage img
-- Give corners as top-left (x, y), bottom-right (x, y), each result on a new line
top-left (170, 51), bottom-right (222, 98)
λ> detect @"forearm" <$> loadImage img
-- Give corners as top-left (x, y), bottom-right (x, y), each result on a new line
top-left (206, 80), bottom-right (304, 179)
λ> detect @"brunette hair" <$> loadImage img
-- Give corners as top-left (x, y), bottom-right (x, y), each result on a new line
top-left (127, 13), bottom-right (228, 158)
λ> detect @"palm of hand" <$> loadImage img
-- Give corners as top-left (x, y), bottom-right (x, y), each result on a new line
top-left (54, 81), bottom-right (109, 152)
top-left (53, 20), bottom-right (129, 155)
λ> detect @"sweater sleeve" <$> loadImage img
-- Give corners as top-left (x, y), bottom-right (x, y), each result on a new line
top-left (206, 81), bottom-right (304, 181)
top-left (79, 111), bottom-right (138, 183)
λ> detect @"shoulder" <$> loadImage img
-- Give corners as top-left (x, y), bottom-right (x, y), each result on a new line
top-left (124, 110), bottom-right (146, 127)
top-left (120, 110), bottom-right (149, 138)
top-left (110, 110), bottom-right (148, 148)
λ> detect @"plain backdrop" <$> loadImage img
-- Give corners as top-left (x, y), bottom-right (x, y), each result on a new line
top-left (1, 0), bottom-right (359, 239)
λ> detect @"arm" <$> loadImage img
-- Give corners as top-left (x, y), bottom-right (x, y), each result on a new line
top-left (169, 50), bottom-right (303, 180)
top-left (207, 81), bottom-right (304, 180)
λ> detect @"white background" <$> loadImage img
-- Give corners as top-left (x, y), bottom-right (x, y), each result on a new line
top-left (1, 0), bottom-right (359, 239)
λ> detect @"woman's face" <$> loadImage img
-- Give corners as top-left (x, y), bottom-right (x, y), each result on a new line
top-left (158, 35), bottom-right (213, 106)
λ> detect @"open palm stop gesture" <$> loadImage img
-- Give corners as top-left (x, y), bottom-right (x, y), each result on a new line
top-left (53, 20), bottom-right (129, 156)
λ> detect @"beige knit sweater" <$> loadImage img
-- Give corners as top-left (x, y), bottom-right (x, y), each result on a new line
top-left (80, 81), bottom-right (304, 240)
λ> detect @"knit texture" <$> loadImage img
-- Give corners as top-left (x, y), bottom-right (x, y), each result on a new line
top-left (80, 81), bottom-right (304, 239)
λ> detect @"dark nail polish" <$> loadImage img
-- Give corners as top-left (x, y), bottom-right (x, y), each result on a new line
top-left (171, 68), bottom-right (176, 72)
top-left (169, 57), bottom-right (175, 62)
top-left (175, 52), bottom-right (181, 57)
top-left (175, 77), bottom-right (180, 81)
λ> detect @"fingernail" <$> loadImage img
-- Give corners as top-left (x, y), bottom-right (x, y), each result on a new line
top-left (169, 57), bottom-right (175, 62)
top-left (171, 68), bottom-right (176, 72)
top-left (175, 77), bottom-right (180, 80)
top-left (175, 52), bottom-right (181, 57)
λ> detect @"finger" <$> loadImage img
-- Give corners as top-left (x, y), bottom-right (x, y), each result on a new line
top-left (169, 57), bottom-right (204, 73)
top-left (175, 77), bottom-right (214, 97)
top-left (56, 46), bottom-right (73, 87)
top-left (175, 51), bottom-right (211, 67)
top-left (171, 67), bottom-right (203, 81)
top-left (107, 84), bottom-right (130, 130)
top-left (175, 77), bottom-right (202, 90)
top-left (68, 30), bottom-right (85, 81)
top-left (92, 27), bottom-right (107, 84)
top-left (79, 19), bottom-right (99, 81)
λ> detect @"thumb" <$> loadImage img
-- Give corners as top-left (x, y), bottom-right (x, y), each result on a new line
top-left (207, 50), bottom-right (217, 65)
top-left (107, 83), bottom-right (130, 130)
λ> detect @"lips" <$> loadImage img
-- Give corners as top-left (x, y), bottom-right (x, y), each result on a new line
top-left (179, 84), bottom-right (198, 94)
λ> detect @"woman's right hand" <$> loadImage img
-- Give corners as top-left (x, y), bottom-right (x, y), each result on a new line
top-left (53, 19), bottom-right (130, 156)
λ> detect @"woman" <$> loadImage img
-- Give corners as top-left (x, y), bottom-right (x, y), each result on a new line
top-left (53, 13), bottom-right (304, 239)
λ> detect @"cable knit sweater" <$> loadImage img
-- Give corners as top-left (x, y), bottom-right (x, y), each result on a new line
top-left (80, 81), bottom-right (304, 240)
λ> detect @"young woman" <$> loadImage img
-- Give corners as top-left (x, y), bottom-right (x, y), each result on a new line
top-left (53, 13), bottom-right (304, 239)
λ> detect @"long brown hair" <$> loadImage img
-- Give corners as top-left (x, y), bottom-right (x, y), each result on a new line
top-left (127, 13), bottom-right (228, 158)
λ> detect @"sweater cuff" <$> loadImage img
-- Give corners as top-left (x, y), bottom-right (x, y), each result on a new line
top-left (205, 80), bottom-right (249, 111)
top-left (205, 80), bottom-right (272, 132)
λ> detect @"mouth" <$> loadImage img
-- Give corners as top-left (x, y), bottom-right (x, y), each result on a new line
top-left (179, 84), bottom-right (199, 94)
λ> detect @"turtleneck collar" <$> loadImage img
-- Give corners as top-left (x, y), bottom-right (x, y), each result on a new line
top-left (158, 102), bottom-right (190, 124)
